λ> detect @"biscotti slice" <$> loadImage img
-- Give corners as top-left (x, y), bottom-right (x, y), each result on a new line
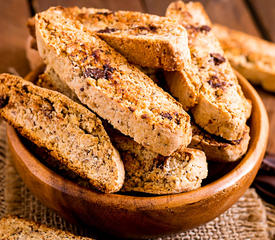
top-left (38, 65), bottom-right (80, 102)
top-left (166, 1), bottom-right (252, 140)
top-left (189, 124), bottom-right (250, 162)
top-left (213, 24), bottom-right (275, 92)
top-left (0, 216), bottom-right (93, 239)
top-left (0, 73), bottom-right (124, 193)
top-left (50, 6), bottom-right (190, 71)
top-left (105, 126), bottom-right (207, 195)
top-left (35, 7), bottom-right (192, 156)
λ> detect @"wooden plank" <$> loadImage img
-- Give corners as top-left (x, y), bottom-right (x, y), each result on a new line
top-left (0, 0), bottom-right (30, 76)
top-left (248, 0), bottom-right (275, 41)
top-left (144, 0), bottom-right (261, 36)
top-left (32, 0), bottom-right (144, 12)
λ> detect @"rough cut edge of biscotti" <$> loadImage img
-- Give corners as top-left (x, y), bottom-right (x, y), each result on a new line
top-left (213, 24), bottom-right (275, 93)
top-left (0, 73), bottom-right (124, 193)
top-left (166, 1), bottom-right (252, 140)
top-left (37, 65), bottom-right (80, 103)
top-left (105, 126), bottom-right (207, 195)
top-left (35, 7), bottom-right (192, 156)
top-left (189, 124), bottom-right (250, 162)
top-left (0, 216), bottom-right (93, 239)
top-left (164, 67), bottom-right (201, 111)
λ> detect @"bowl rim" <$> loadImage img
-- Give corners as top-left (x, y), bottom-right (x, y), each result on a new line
top-left (6, 68), bottom-right (269, 210)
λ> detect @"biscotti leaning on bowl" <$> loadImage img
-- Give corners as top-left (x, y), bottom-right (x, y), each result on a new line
top-left (0, 73), bottom-right (124, 193)
top-left (35, 65), bottom-right (208, 195)
top-left (213, 24), bottom-right (275, 93)
top-left (0, 216), bottom-right (93, 239)
top-left (35, 7), bottom-right (192, 156)
top-left (166, 1), bottom-right (252, 141)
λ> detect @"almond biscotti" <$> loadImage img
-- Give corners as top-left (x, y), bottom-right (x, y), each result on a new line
top-left (0, 216), bottom-right (93, 239)
top-left (213, 24), bottom-right (275, 92)
top-left (189, 124), bottom-right (250, 162)
top-left (51, 7), bottom-right (191, 71)
top-left (166, 1), bottom-right (252, 140)
top-left (0, 73), bottom-right (124, 193)
top-left (35, 7), bottom-right (192, 156)
top-left (106, 127), bottom-right (207, 195)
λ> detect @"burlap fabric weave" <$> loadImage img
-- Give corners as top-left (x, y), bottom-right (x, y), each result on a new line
top-left (0, 121), bottom-right (274, 239)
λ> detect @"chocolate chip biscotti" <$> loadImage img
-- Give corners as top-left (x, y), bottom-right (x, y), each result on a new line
top-left (0, 73), bottom-right (124, 193)
top-left (213, 24), bottom-right (275, 93)
top-left (189, 124), bottom-right (250, 162)
top-left (37, 66), bottom-right (207, 194)
top-left (0, 216), bottom-right (93, 239)
top-left (30, 7), bottom-right (191, 71)
top-left (105, 126), bottom-right (207, 195)
top-left (166, 1), bottom-right (252, 140)
top-left (35, 7), bottom-right (192, 156)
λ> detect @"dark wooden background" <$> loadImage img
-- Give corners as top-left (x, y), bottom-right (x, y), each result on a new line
top-left (0, 0), bottom-right (274, 156)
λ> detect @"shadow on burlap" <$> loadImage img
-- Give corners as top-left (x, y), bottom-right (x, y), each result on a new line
top-left (0, 121), bottom-right (274, 240)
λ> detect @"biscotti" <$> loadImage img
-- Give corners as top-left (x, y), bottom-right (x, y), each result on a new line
top-left (0, 216), bottom-right (93, 239)
top-left (106, 127), bottom-right (207, 195)
top-left (37, 66), bottom-right (207, 194)
top-left (36, 7), bottom-right (191, 71)
top-left (35, 7), bottom-right (192, 156)
top-left (37, 65), bottom-right (80, 102)
top-left (213, 24), bottom-right (275, 92)
top-left (189, 124), bottom-right (250, 162)
top-left (0, 73), bottom-right (124, 193)
top-left (166, 1), bottom-right (252, 140)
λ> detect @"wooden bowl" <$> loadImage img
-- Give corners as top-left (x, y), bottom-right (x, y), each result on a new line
top-left (7, 68), bottom-right (269, 239)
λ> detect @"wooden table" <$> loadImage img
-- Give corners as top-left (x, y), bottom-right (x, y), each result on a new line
top-left (0, 0), bottom-right (274, 158)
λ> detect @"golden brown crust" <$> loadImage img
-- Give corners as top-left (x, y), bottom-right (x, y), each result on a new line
top-left (0, 73), bottom-right (124, 193)
top-left (166, 1), bottom-right (252, 140)
top-left (0, 216), bottom-right (93, 239)
top-left (213, 24), bottom-right (275, 92)
top-left (58, 7), bottom-right (191, 71)
top-left (189, 124), bottom-right (250, 162)
top-left (35, 7), bottom-right (192, 156)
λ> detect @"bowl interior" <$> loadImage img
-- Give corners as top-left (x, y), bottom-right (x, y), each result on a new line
top-left (7, 67), bottom-right (269, 203)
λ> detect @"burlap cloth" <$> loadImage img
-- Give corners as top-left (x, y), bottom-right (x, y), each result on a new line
top-left (0, 121), bottom-right (274, 240)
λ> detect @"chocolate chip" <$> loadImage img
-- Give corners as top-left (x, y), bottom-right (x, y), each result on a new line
top-left (128, 106), bottom-right (135, 112)
top-left (97, 27), bottom-right (116, 33)
top-left (149, 25), bottom-right (157, 32)
top-left (80, 87), bottom-right (84, 92)
top-left (95, 11), bottom-right (114, 16)
top-left (210, 53), bottom-right (225, 65)
top-left (84, 68), bottom-right (105, 80)
top-left (199, 25), bottom-right (211, 33)
top-left (0, 96), bottom-right (9, 108)
top-left (160, 112), bottom-right (173, 120)
top-left (91, 49), bottom-right (100, 62)
top-left (83, 64), bottom-right (115, 80)
top-left (22, 85), bottom-right (29, 93)
top-left (141, 114), bottom-right (148, 119)
top-left (208, 75), bottom-right (226, 89)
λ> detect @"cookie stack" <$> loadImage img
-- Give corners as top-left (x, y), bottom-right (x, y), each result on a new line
top-left (0, 1), bottom-right (252, 194)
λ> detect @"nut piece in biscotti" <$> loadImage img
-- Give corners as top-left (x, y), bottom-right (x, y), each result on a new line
top-left (0, 73), bottom-right (124, 193)
top-left (0, 216), bottom-right (93, 240)
top-left (54, 7), bottom-right (191, 71)
top-left (189, 123), bottom-right (250, 162)
top-left (213, 24), bottom-right (275, 93)
top-left (35, 7), bottom-right (192, 156)
top-left (105, 126), bottom-right (207, 195)
top-left (166, 1), bottom-right (252, 140)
